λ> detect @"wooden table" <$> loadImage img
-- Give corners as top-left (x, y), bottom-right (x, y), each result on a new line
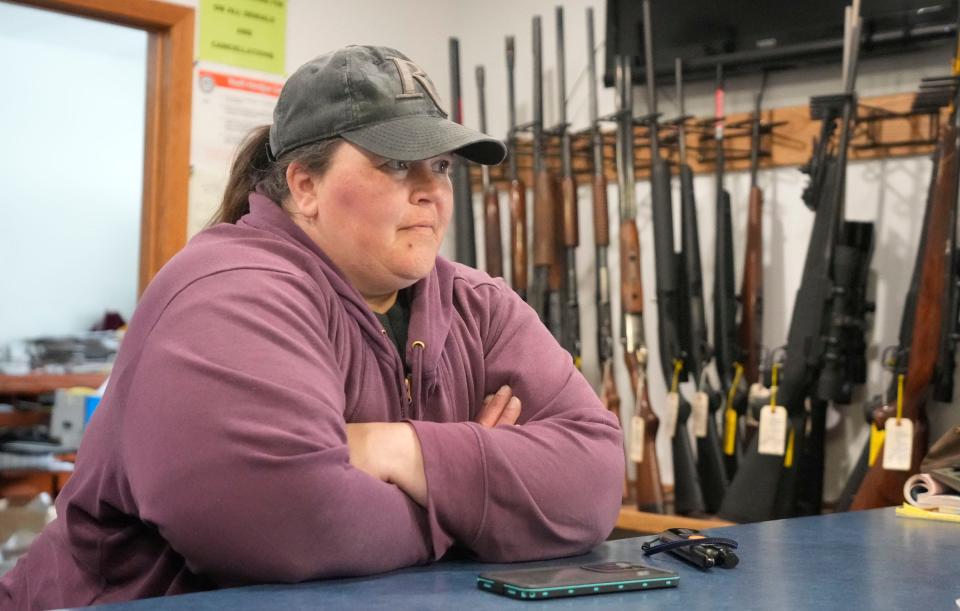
top-left (616, 506), bottom-right (735, 534)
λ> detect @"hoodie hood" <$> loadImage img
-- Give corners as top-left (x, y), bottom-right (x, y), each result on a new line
top-left (241, 192), bottom-right (454, 382)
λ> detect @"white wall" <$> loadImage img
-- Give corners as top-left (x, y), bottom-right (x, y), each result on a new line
top-left (0, 2), bottom-right (146, 348)
top-left (178, 0), bottom-right (960, 499)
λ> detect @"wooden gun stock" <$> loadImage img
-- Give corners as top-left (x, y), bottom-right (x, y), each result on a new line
top-left (739, 184), bottom-right (764, 383)
top-left (483, 185), bottom-right (503, 278)
top-left (562, 176), bottom-right (578, 248)
top-left (592, 174), bottom-right (610, 248)
top-left (509, 178), bottom-right (527, 295)
top-left (625, 352), bottom-right (664, 513)
top-left (600, 360), bottom-right (627, 501)
top-left (851, 124), bottom-right (956, 510)
top-left (548, 174), bottom-right (566, 292)
top-left (533, 170), bottom-right (556, 269)
top-left (619, 222), bottom-right (645, 313)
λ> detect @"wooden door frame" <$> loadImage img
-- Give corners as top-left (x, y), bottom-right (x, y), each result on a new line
top-left (11, 0), bottom-right (194, 294)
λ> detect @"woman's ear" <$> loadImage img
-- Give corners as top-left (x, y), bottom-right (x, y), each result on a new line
top-left (286, 161), bottom-right (321, 219)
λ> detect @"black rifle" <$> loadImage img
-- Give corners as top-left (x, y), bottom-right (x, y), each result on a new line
top-left (640, 0), bottom-right (705, 516)
top-left (556, 6), bottom-right (582, 367)
top-left (675, 58), bottom-right (728, 514)
top-left (712, 64), bottom-right (743, 414)
top-left (449, 38), bottom-right (475, 267)
top-left (720, 1), bottom-right (873, 522)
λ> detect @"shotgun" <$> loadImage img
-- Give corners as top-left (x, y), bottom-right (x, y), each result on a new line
top-left (475, 66), bottom-right (503, 279)
top-left (675, 58), bottom-right (728, 514)
top-left (587, 7), bottom-right (626, 500)
top-left (640, 0), bottom-right (705, 516)
top-left (505, 36), bottom-right (528, 301)
top-left (615, 53), bottom-right (663, 514)
top-left (449, 38), bottom-right (475, 267)
top-left (556, 6), bottom-right (582, 367)
top-left (529, 17), bottom-right (556, 331)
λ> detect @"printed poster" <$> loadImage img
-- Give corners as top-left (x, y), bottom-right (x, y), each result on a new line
top-left (199, 0), bottom-right (287, 75)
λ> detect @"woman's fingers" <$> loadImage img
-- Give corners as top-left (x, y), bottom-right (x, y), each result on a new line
top-left (474, 385), bottom-right (513, 428)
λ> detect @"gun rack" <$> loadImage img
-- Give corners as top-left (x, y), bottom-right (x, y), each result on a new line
top-left (471, 91), bottom-right (946, 188)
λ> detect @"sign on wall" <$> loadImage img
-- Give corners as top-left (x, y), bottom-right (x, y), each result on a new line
top-left (199, 0), bottom-right (286, 75)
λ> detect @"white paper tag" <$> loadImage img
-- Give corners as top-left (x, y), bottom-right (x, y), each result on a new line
top-left (629, 415), bottom-right (645, 463)
top-left (664, 392), bottom-right (679, 438)
top-left (758, 405), bottom-right (788, 456)
top-left (692, 391), bottom-right (709, 438)
top-left (882, 418), bottom-right (914, 471)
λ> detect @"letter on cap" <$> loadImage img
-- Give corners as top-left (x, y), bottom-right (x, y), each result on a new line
top-left (388, 56), bottom-right (445, 114)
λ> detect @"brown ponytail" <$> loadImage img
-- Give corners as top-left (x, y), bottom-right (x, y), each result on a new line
top-left (207, 125), bottom-right (342, 227)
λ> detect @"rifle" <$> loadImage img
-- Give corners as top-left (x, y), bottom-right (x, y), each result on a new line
top-left (720, 1), bottom-right (874, 522)
top-left (712, 64), bottom-right (743, 413)
top-left (475, 66), bottom-right (503, 279)
top-left (729, 84), bottom-right (767, 478)
top-left (640, 0), bottom-right (705, 516)
top-left (615, 52), bottom-right (663, 514)
top-left (739, 87), bottom-right (766, 395)
top-left (849, 73), bottom-right (960, 510)
top-left (675, 58), bottom-right (728, 514)
top-left (556, 6), bottom-right (582, 368)
top-left (588, 7), bottom-right (626, 501)
top-left (505, 36), bottom-right (528, 301)
top-left (449, 38), bottom-right (476, 268)
top-left (529, 16), bottom-right (557, 333)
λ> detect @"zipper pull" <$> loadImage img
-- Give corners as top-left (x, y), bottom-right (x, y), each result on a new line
top-left (404, 375), bottom-right (412, 405)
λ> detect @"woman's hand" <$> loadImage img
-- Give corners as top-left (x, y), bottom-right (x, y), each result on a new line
top-left (346, 422), bottom-right (426, 506)
top-left (345, 386), bottom-right (520, 506)
top-left (474, 385), bottom-right (522, 428)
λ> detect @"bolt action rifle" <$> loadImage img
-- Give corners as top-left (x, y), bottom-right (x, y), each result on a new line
top-left (849, 71), bottom-right (960, 510)
top-left (640, 0), bottom-right (705, 516)
top-left (675, 58), bottom-right (728, 514)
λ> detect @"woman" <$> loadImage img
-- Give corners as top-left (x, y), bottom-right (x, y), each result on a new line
top-left (1, 45), bottom-right (623, 608)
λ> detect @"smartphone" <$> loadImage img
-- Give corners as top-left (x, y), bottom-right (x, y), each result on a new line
top-left (477, 561), bottom-right (679, 600)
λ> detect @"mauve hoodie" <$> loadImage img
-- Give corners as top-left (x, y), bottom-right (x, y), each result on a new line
top-left (0, 194), bottom-right (623, 609)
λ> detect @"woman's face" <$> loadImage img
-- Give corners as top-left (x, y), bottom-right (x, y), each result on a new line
top-left (293, 142), bottom-right (454, 299)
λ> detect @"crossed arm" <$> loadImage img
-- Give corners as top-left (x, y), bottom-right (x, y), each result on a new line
top-left (346, 385), bottom-right (522, 506)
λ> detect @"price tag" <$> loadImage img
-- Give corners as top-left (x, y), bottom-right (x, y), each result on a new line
top-left (629, 416), bottom-right (645, 463)
top-left (882, 418), bottom-right (914, 471)
top-left (664, 392), bottom-right (679, 438)
top-left (758, 405), bottom-right (788, 456)
top-left (692, 391), bottom-right (709, 438)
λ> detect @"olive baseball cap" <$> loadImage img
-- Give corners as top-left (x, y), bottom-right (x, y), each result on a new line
top-left (268, 45), bottom-right (506, 165)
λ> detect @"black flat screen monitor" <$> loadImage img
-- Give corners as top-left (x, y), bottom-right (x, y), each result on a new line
top-left (604, 0), bottom-right (957, 86)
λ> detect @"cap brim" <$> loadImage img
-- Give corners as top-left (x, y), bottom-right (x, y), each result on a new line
top-left (340, 115), bottom-right (506, 165)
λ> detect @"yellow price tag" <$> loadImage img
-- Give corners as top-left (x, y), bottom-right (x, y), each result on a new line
top-left (723, 363), bottom-right (744, 456)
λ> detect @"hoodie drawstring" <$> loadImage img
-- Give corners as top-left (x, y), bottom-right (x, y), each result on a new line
top-left (411, 340), bottom-right (425, 420)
